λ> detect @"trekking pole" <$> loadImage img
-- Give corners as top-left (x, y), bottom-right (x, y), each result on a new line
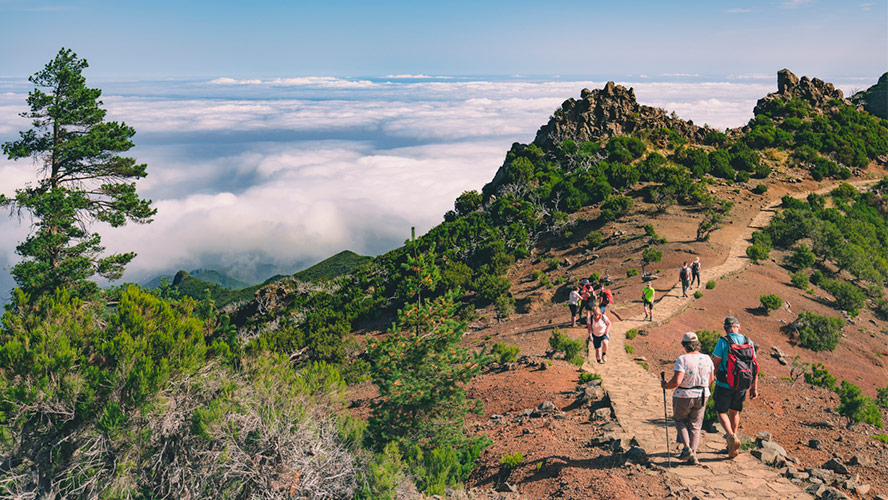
top-left (660, 372), bottom-right (671, 469)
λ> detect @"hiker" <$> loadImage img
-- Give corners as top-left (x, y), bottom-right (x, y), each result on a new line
top-left (569, 285), bottom-right (582, 327)
top-left (660, 332), bottom-right (715, 465)
top-left (598, 284), bottom-right (613, 314)
top-left (587, 307), bottom-right (611, 363)
top-left (581, 286), bottom-right (597, 326)
top-left (711, 316), bottom-right (759, 458)
top-left (642, 282), bottom-right (655, 321)
top-left (679, 262), bottom-right (691, 297)
top-left (690, 257), bottom-right (701, 287)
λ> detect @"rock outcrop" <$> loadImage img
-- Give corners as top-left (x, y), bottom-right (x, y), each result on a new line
top-left (753, 69), bottom-right (850, 116)
top-left (851, 72), bottom-right (888, 120)
top-left (533, 81), bottom-right (705, 150)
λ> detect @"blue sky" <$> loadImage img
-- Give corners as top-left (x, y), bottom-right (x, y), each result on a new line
top-left (0, 0), bottom-right (885, 79)
top-left (0, 0), bottom-right (886, 298)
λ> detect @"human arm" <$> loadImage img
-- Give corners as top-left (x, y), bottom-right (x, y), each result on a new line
top-left (603, 315), bottom-right (611, 335)
top-left (661, 370), bottom-right (685, 389)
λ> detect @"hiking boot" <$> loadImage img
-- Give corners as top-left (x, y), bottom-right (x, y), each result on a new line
top-left (723, 433), bottom-right (734, 454)
top-left (602, 354), bottom-right (607, 363)
top-left (688, 451), bottom-right (699, 465)
top-left (678, 447), bottom-right (691, 460)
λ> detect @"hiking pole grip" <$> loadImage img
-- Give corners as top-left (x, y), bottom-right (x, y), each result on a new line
top-left (660, 371), bottom-right (666, 383)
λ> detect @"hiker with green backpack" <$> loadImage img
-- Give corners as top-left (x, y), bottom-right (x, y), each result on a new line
top-left (711, 316), bottom-right (759, 458)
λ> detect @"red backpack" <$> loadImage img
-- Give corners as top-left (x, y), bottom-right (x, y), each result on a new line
top-left (600, 288), bottom-right (613, 305)
top-left (716, 335), bottom-right (758, 391)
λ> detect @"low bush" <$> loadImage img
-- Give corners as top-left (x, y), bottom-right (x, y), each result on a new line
top-left (752, 184), bottom-right (768, 194)
top-left (696, 329), bottom-right (721, 355)
top-left (500, 452), bottom-right (524, 470)
top-left (491, 343), bottom-right (520, 364)
top-left (579, 372), bottom-right (602, 384)
top-left (789, 245), bottom-right (816, 269)
top-left (705, 280), bottom-right (716, 289)
top-left (735, 171), bottom-right (751, 183)
top-left (820, 279), bottom-right (866, 316)
top-left (874, 435), bottom-right (888, 445)
top-left (548, 329), bottom-right (584, 361)
top-left (585, 231), bottom-right (604, 249)
top-left (804, 362), bottom-right (837, 390)
top-left (837, 381), bottom-right (883, 428)
top-left (746, 244), bottom-right (770, 263)
top-left (625, 344), bottom-right (635, 354)
top-left (694, 290), bottom-right (703, 299)
top-left (626, 268), bottom-right (639, 278)
top-left (793, 311), bottom-right (844, 351)
top-left (760, 294), bottom-right (783, 313)
top-left (626, 329), bottom-right (638, 340)
top-left (790, 271), bottom-right (809, 290)
top-left (877, 383), bottom-right (888, 409)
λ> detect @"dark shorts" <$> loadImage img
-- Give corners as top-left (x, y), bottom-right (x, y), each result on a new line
top-left (569, 304), bottom-right (579, 316)
top-left (590, 334), bottom-right (609, 349)
top-left (713, 385), bottom-right (746, 413)
top-left (643, 299), bottom-right (653, 309)
top-left (583, 300), bottom-right (597, 311)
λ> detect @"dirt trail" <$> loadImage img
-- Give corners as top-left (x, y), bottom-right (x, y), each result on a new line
top-left (580, 180), bottom-right (879, 499)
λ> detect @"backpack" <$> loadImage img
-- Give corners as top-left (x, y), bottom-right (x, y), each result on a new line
top-left (679, 267), bottom-right (689, 280)
top-left (716, 335), bottom-right (758, 391)
top-left (691, 261), bottom-right (700, 272)
top-left (600, 288), bottom-right (613, 305)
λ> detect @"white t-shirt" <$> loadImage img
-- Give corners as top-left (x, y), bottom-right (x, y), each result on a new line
top-left (569, 290), bottom-right (581, 306)
top-left (673, 352), bottom-right (714, 399)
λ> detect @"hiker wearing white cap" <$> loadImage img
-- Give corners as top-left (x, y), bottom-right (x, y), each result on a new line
top-left (660, 331), bottom-right (715, 465)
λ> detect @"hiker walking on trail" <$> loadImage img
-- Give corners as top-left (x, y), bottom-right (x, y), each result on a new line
top-left (569, 285), bottom-right (582, 327)
top-left (690, 257), bottom-right (701, 287)
top-left (660, 332), bottom-right (715, 465)
top-left (587, 308), bottom-right (611, 363)
top-left (597, 284), bottom-right (613, 314)
top-left (679, 262), bottom-right (691, 297)
top-left (642, 283), bottom-right (655, 321)
top-left (711, 316), bottom-right (759, 459)
top-left (581, 285), bottom-right (596, 326)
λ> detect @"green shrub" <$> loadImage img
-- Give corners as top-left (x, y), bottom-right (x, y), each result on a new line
top-left (548, 329), bottom-right (584, 361)
top-left (694, 290), bottom-right (703, 299)
top-left (636, 361), bottom-right (649, 371)
top-left (696, 329), bottom-right (721, 355)
top-left (752, 184), bottom-right (768, 194)
top-left (837, 381), bottom-right (883, 428)
top-left (601, 195), bottom-right (634, 221)
top-left (794, 311), bottom-right (844, 351)
top-left (625, 344), bottom-right (635, 354)
top-left (491, 343), bottom-right (520, 364)
top-left (809, 269), bottom-right (824, 286)
top-left (494, 294), bottom-right (516, 320)
top-left (746, 244), bottom-right (770, 263)
top-left (735, 171), bottom-right (751, 183)
top-left (641, 247), bottom-right (663, 265)
top-left (500, 452), bottom-right (524, 470)
top-left (626, 329), bottom-right (638, 340)
top-left (790, 271), bottom-right (809, 290)
top-left (579, 372), bottom-right (602, 384)
top-left (569, 355), bottom-right (585, 367)
top-left (789, 245), bottom-right (816, 269)
top-left (760, 294), bottom-right (783, 313)
top-left (874, 435), bottom-right (888, 444)
top-left (820, 279), bottom-right (866, 316)
top-left (877, 383), bottom-right (888, 409)
top-left (626, 268), bottom-right (638, 278)
top-left (804, 362), bottom-right (837, 390)
top-left (585, 231), bottom-right (604, 249)
top-left (358, 442), bottom-right (410, 499)
top-left (705, 280), bottom-right (716, 290)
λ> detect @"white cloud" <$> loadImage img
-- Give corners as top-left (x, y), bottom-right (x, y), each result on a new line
top-left (725, 8), bottom-right (753, 13)
top-left (777, 0), bottom-right (814, 8)
top-left (208, 76), bottom-right (379, 88)
top-left (382, 74), bottom-right (454, 79)
top-left (859, 2), bottom-right (873, 10)
top-left (0, 77), bottom-right (780, 288)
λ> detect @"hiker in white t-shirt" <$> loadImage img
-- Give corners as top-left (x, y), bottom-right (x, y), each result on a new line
top-left (569, 286), bottom-right (582, 327)
top-left (660, 331), bottom-right (715, 465)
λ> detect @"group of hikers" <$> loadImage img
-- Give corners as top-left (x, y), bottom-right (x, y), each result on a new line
top-left (660, 316), bottom-right (759, 465)
top-left (565, 256), bottom-right (761, 466)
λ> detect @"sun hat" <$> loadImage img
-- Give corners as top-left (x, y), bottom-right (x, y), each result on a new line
top-left (682, 331), bottom-right (698, 343)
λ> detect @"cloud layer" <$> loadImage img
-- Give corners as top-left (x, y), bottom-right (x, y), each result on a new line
top-left (0, 75), bottom-right (868, 295)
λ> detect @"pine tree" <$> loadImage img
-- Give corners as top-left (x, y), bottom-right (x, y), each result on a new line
top-left (1, 48), bottom-right (155, 296)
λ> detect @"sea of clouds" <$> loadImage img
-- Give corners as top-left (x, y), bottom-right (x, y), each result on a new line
top-left (0, 74), bottom-right (866, 297)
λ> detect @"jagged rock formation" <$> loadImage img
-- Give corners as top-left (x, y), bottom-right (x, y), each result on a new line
top-left (753, 68), bottom-right (850, 116)
top-left (851, 72), bottom-right (888, 120)
top-left (533, 81), bottom-right (705, 150)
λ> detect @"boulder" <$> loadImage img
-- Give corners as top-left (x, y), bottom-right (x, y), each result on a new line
top-left (822, 458), bottom-right (848, 475)
top-left (809, 439), bottom-right (823, 450)
top-left (818, 487), bottom-right (850, 500)
top-left (590, 407), bottom-right (612, 421)
top-left (624, 446), bottom-right (648, 464)
top-left (532, 401), bottom-right (558, 417)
